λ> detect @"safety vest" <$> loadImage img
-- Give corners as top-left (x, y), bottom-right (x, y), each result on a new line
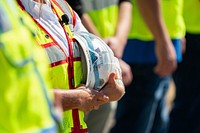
top-left (183, 0), bottom-right (200, 33)
top-left (129, 0), bottom-right (185, 40)
top-left (0, 1), bottom-right (57, 133)
top-left (17, 0), bottom-right (87, 133)
top-left (82, 0), bottom-right (118, 38)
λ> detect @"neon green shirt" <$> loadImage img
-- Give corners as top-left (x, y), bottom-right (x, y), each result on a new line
top-left (129, 0), bottom-right (185, 40)
top-left (183, 0), bottom-right (200, 33)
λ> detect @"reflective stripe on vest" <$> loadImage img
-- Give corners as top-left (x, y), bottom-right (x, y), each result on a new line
top-left (51, 0), bottom-right (76, 32)
top-left (82, 0), bottom-right (118, 11)
top-left (42, 42), bottom-right (68, 67)
top-left (82, 0), bottom-right (118, 37)
top-left (1, 1), bottom-right (57, 132)
top-left (18, 1), bottom-right (88, 132)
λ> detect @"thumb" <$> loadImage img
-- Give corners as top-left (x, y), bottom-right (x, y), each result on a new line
top-left (108, 73), bottom-right (116, 84)
top-left (97, 92), bottom-right (109, 102)
top-left (154, 63), bottom-right (162, 75)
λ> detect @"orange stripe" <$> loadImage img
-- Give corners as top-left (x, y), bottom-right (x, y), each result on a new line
top-left (51, 1), bottom-right (83, 132)
top-left (50, 60), bottom-right (68, 67)
top-left (71, 110), bottom-right (88, 133)
top-left (52, 0), bottom-right (76, 27)
top-left (65, 2), bottom-right (76, 27)
top-left (17, 0), bottom-right (25, 10)
top-left (51, 0), bottom-right (65, 19)
top-left (71, 6), bottom-right (76, 27)
top-left (42, 42), bottom-right (56, 48)
top-left (73, 57), bottom-right (81, 61)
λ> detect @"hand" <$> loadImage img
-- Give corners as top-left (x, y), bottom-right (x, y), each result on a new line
top-left (181, 37), bottom-right (186, 54)
top-left (104, 37), bottom-right (125, 59)
top-left (53, 86), bottom-right (109, 113)
top-left (154, 40), bottom-right (177, 77)
top-left (76, 87), bottom-right (109, 113)
top-left (119, 59), bottom-right (133, 86)
top-left (100, 73), bottom-right (125, 101)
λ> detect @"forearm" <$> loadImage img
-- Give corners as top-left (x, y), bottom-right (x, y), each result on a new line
top-left (53, 87), bottom-right (109, 112)
top-left (115, 1), bottom-right (132, 47)
top-left (81, 13), bottom-right (101, 37)
top-left (136, 0), bottom-right (170, 44)
top-left (54, 89), bottom-right (81, 111)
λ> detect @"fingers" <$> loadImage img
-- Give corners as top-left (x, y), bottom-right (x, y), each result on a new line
top-left (96, 93), bottom-right (109, 102)
top-left (93, 105), bottom-right (100, 110)
top-left (122, 68), bottom-right (133, 86)
top-left (103, 38), bottom-right (109, 45)
top-left (108, 73), bottom-right (116, 84)
top-left (122, 72), bottom-right (133, 86)
top-left (154, 40), bottom-right (177, 77)
top-left (154, 61), bottom-right (176, 77)
top-left (101, 73), bottom-right (125, 101)
top-left (119, 59), bottom-right (133, 86)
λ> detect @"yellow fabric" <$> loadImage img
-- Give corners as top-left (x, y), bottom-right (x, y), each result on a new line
top-left (0, 1), bottom-right (56, 133)
top-left (73, 61), bottom-right (83, 87)
top-left (52, 1), bottom-right (74, 38)
top-left (183, 0), bottom-right (200, 33)
top-left (18, 0), bottom-right (87, 132)
top-left (87, 5), bottom-right (118, 38)
top-left (129, 0), bottom-right (185, 40)
top-left (49, 63), bottom-right (69, 89)
top-left (51, 2), bottom-right (87, 132)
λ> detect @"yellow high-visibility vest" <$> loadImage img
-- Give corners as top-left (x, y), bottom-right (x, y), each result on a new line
top-left (129, 0), bottom-right (185, 40)
top-left (18, 0), bottom-right (87, 132)
top-left (82, 0), bottom-right (119, 38)
top-left (0, 0), bottom-right (57, 133)
top-left (183, 0), bottom-right (200, 33)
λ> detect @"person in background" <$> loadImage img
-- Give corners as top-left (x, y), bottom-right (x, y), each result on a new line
top-left (67, 0), bottom-right (133, 87)
top-left (110, 0), bottom-right (185, 132)
top-left (169, 0), bottom-right (200, 133)
top-left (66, 0), bottom-right (133, 132)
top-left (66, 0), bottom-right (101, 37)
top-left (0, 0), bottom-right (58, 132)
top-left (17, 0), bottom-right (125, 133)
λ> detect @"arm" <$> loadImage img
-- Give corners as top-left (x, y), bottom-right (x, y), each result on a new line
top-left (81, 13), bottom-right (101, 37)
top-left (53, 74), bottom-right (124, 111)
top-left (119, 59), bottom-right (133, 86)
top-left (67, 1), bottom-right (126, 101)
top-left (100, 73), bottom-right (125, 101)
top-left (104, 0), bottom-right (133, 86)
top-left (66, 0), bottom-right (101, 36)
top-left (54, 86), bottom-right (109, 113)
top-left (105, 0), bottom-right (132, 58)
top-left (137, 0), bottom-right (177, 76)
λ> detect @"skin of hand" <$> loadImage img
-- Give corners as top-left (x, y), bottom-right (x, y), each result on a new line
top-left (181, 37), bottom-right (186, 54)
top-left (104, 1), bottom-right (132, 59)
top-left (154, 40), bottom-right (177, 77)
top-left (53, 87), bottom-right (109, 113)
top-left (31, 0), bottom-right (110, 112)
top-left (119, 59), bottom-right (133, 86)
top-left (104, 36), bottom-right (125, 59)
top-left (137, 0), bottom-right (177, 77)
top-left (100, 73), bottom-right (125, 101)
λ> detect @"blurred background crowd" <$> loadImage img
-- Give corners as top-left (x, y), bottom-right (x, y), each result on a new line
top-left (1, 0), bottom-right (200, 133)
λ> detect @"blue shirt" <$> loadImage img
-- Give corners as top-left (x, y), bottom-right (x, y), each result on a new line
top-left (122, 39), bottom-right (182, 64)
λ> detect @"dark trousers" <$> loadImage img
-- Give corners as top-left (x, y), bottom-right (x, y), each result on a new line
top-left (110, 64), bottom-right (170, 133)
top-left (169, 33), bottom-right (200, 133)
